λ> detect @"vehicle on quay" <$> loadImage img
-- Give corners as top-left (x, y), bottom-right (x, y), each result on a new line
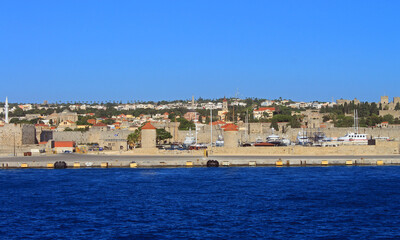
top-left (215, 135), bottom-right (224, 147)
top-left (254, 137), bottom-right (274, 147)
top-left (164, 144), bottom-right (186, 150)
top-left (373, 136), bottom-right (390, 141)
top-left (188, 144), bottom-right (208, 150)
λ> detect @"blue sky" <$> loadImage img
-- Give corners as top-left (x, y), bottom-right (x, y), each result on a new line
top-left (0, 0), bottom-right (399, 103)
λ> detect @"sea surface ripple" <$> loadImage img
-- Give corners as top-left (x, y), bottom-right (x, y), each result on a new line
top-left (1, 166), bottom-right (400, 239)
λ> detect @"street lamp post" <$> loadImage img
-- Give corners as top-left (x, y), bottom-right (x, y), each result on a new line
top-left (13, 133), bottom-right (16, 157)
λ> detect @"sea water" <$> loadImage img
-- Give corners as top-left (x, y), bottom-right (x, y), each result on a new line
top-left (1, 166), bottom-right (400, 239)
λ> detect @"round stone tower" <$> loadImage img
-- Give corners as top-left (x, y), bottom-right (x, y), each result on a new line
top-left (223, 124), bottom-right (238, 148)
top-left (141, 122), bottom-right (156, 148)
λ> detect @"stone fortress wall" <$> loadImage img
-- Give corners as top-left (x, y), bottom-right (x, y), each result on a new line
top-left (0, 124), bottom-right (36, 147)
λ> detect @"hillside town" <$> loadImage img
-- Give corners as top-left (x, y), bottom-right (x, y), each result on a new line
top-left (1, 95), bottom-right (400, 155)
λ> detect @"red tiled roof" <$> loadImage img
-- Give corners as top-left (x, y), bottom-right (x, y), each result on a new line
top-left (254, 107), bottom-right (275, 112)
top-left (93, 122), bottom-right (107, 127)
top-left (382, 121), bottom-right (389, 124)
top-left (142, 122), bottom-right (156, 130)
top-left (209, 120), bottom-right (226, 125)
top-left (87, 119), bottom-right (96, 124)
top-left (223, 124), bottom-right (238, 131)
top-left (35, 124), bottom-right (48, 127)
top-left (54, 141), bottom-right (75, 147)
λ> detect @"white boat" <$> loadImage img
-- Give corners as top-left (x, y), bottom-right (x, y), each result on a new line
top-left (338, 133), bottom-right (368, 144)
top-left (266, 129), bottom-right (281, 146)
top-left (215, 135), bottom-right (224, 147)
top-left (338, 110), bottom-right (368, 145)
top-left (280, 138), bottom-right (291, 146)
top-left (296, 130), bottom-right (312, 146)
top-left (183, 128), bottom-right (196, 148)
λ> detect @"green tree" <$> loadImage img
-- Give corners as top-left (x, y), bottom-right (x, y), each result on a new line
top-left (382, 114), bottom-right (394, 124)
top-left (271, 118), bottom-right (279, 131)
top-left (334, 115), bottom-right (354, 127)
top-left (76, 116), bottom-right (96, 125)
top-left (395, 103), bottom-right (400, 110)
top-left (289, 116), bottom-right (301, 128)
top-left (177, 118), bottom-right (196, 130)
top-left (127, 129), bottom-right (141, 148)
top-left (156, 128), bottom-right (172, 143)
top-left (9, 118), bottom-right (19, 124)
top-left (322, 115), bottom-right (330, 122)
top-left (102, 118), bottom-right (115, 125)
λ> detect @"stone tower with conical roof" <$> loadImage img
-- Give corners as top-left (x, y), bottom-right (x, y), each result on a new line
top-left (223, 124), bottom-right (238, 148)
top-left (141, 122), bottom-right (156, 148)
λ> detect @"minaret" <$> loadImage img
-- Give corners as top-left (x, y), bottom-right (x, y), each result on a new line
top-left (5, 97), bottom-right (9, 124)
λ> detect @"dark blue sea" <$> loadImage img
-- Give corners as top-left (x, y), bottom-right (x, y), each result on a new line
top-left (1, 166), bottom-right (400, 239)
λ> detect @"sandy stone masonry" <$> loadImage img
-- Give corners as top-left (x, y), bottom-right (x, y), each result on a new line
top-left (0, 124), bottom-right (36, 147)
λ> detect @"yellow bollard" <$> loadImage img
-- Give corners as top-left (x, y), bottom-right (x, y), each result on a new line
top-left (321, 160), bottom-right (329, 165)
top-left (377, 160), bottom-right (384, 166)
top-left (47, 163), bottom-right (54, 168)
top-left (249, 161), bottom-right (256, 166)
top-left (346, 160), bottom-right (353, 165)
top-left (203, 149), bottom-right (208, 157)
top-left (21, 163), bottom-right (28, 168)
top-left (186, 161), bottom-right (193, 167)
top-left (130, 162), bottom-right (137, 168)
top-left (101, 162), bottom-right (108, 168)
top-left (73, 162), bottom-right (81, 168)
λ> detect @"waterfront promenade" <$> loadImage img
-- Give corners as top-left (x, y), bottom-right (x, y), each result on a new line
top-left (1, 153), bottom-right (400, 168)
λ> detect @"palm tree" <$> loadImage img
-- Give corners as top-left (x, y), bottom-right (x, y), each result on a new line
top-left (127, 129), bottom-right (141, 149)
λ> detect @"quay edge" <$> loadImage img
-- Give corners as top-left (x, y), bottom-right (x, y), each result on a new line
top-left (1, 154), bottom-right (400, 168)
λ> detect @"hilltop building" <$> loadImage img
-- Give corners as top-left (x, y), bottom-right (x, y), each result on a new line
top-left (218, 97), bottom-right (229, 121)
top-left (380, 96), bottom-right (400, 110)
top-left (46, 109), bottom-right (78, 125)
top-left (253, 107), bottom-right (275, 119)
top-left (336, 98), bottom-right (360, 105)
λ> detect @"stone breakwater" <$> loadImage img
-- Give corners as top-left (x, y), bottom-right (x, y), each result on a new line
top-left (0, 141), bottom-right (399, 168)
top-left (1, 153), bottom-right (400, 168)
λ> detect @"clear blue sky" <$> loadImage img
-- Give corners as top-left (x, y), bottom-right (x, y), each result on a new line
top-left (1, 0), bottom-right (399, 103)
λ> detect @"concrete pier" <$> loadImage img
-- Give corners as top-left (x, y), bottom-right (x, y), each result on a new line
top-left (1, 153), bottom-right (400, 168)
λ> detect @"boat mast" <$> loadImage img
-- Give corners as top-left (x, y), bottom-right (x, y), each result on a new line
top-left (195, 112), bottom-right (198, 145)
top-left (354, 109), bottom-right (359, 134)
top-left (210, 106), bottom-right (213, 148)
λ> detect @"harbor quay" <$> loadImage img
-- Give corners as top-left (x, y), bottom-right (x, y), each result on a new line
top-left (1, 152), bottom-right (400, 168)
